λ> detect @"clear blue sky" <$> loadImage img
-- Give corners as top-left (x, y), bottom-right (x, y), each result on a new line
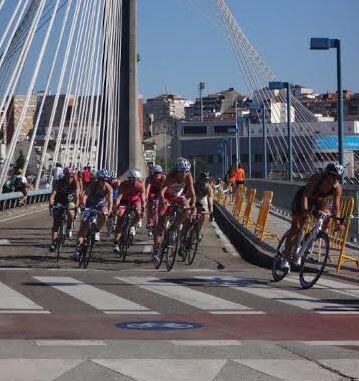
top-left (138, 0), bottom-right (359, 100)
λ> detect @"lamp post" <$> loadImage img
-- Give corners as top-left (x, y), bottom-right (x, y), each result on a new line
top-left (240, 111), bottom-right (251, 179)
top-left (269, 81), bottom-right (293, 181)
top-left (235, 99), bottom-right (239, 164)
top-left (310, 37), bottom-right (344, 183)
top-left (250, 103), bottom-right (267, 178)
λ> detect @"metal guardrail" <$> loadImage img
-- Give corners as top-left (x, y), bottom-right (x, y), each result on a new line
top-left (0, 189), bottom-right (51, 211)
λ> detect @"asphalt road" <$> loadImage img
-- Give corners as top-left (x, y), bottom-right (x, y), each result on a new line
top-left (0, 207), bottom-right (359, 380)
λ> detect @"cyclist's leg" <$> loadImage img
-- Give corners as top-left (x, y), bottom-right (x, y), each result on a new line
top-left (146, 197), bottom-right (154, 229)
top-left (283, 213), bottom-right (307, 259)
top-left (153, 199), bottom-right (168, 249)
top-left (114, 205), bottom-right (126, 242)
top-left (50, 207), bottom-right (61, 250)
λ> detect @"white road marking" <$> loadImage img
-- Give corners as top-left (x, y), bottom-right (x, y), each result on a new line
top-left (103, 310), bottom-right (160, 315)
top-left (0, 207), bottom-right (48, 223)
top-left (34, 276), bottom-right (153, 314)
top-left (303, 340), bottom-right (359, 346)
top-left (0, 239), bottom-right (11, 245)
top-left (143, 245), bottom-right (152, 254)
top-left (36, 340), bottom-right (106, 346)
top-left (116, 276), bottom-right (261, 314)
top-left (0, 359), bottom-right (82, 381)
top-left (171, 340), bottom-right (242, 346)
top-left (0, 310), bottom-right (50, 314)
top-left (319, 359), bottom-right (359, 379)
top-left (92, 359), bottom-right (226, 381)
top-left (233, 359), bottom-right (342, 381)
top-left (0, 281), bottom-right (47, 313)
top-left (195, 276), bottom-right (358, 314)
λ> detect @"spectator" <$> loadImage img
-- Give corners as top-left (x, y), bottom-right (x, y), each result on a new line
top-left (52, 163), bottom-right (63, 186)
top-left (82, 166), bottom-right (92, 192)
top-left (233, 163), bottom-right (245, 194)
top-left (13, 169), bottom-right (28, 205)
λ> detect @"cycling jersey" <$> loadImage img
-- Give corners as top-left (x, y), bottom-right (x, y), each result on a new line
top-left (86, 182), bottom-right (110, 209)
top-left (195, 182), bottom-right (211, 211)
top-left (54, 178), bottom-right (77, 208)
top-left (120, 179), bottom-right (143, 202)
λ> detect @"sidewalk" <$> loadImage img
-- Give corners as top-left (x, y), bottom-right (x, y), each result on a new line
top-left (214, 199), bottom-right (359, 283)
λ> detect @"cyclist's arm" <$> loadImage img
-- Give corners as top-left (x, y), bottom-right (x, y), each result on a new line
top-left (114, 193), bottom-right (123, 209)
top-left (106, 184), bottom-right (113, 213)
top-left (145, 181), bottom-right (151, 200)
top-left (74, 181), bottom-right (80, 208)
top-left (140, 184), bottom-right (146, 210)
top-left (49, 188), bottom-right (56, 207)
top-left (186, 174), bottom-right (196, 208)
top-left (332, 185), bottom-right (342, 219)
top-left (207, 187), bottom-right (214, 214)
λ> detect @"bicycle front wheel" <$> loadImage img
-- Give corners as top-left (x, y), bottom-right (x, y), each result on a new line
top-left (186, 223), bottom-right (201, 265)
top-left (164, 225), bottom-right (180, 272)
top-left (299, 231), bottom-right (329, 289)
top-left (272, 229), bottom-right (291, 282)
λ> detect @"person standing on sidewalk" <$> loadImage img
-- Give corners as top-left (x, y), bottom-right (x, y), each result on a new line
top-left (233, 163), bottom-right (245, 194)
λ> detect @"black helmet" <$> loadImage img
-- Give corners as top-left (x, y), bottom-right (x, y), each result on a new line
top-left (325, 162), bottom-right (344, 176)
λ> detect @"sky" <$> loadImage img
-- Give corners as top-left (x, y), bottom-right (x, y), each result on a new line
top-left (138, 0), bottom-right (359, 101)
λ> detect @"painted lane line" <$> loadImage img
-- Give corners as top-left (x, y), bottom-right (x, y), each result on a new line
top-left (171, 340), bottom-right (242, 346)
top-left (36, 340), bottom-right (106, 346)
top-left (286, 275), bottom-right (359, 300)
top-left (0, 281), bottom-right (48, 313)
top-left (0, 310), bottom-right (50, 314)
top-left (0, 207), bottom-right (48, 223)
top-left (33, 276), bottom-right (154, 314)
top-left (0, 239), bottom-right (11, 245)
top-left (116, 276), bottom-right (261, 314)
top-left (194, 276), bottom-right (358, 314)
top-left (103, 310), bottom-right (160, 315)
top-left (302, 340), bottom-right (359, 346)
top-left (143, 245), bottom-right (152, 254)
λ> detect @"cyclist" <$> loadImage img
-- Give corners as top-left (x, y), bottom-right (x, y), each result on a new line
top-left (153, 157), bottom-right (196, 255)
top-left (48, 166), bottom-right (79, 252)
top-left (145, 164), bottom-right (166, 237)
top-left (194, 171), bottom-right (214, 227)
top-left (281, 162), bottom-right (344, 271)
top-left (73, 169), bottom-right (113, 260)
top-left (113, 169), bottom-right (145, 253)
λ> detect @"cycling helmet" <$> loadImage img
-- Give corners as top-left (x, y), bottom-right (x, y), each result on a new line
top-left (109, 170), bottom-right (117, 180)
top-left (151, 164), bottom-right (163, 174)
top-left (127, 169), bottom-right (141, 180)
top-left (96, 169), bottom-right (110, 181)
top-left (199, 171), bottom-right (210, 180)
top-left (325, 162), bottom-right (344, 177)
top-left (63, 166), bottom-right (77, 176)
top-left (176, 157), bottom-right (191, 172)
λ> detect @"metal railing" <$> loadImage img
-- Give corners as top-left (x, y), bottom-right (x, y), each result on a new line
top-left (0, 189), bottom-right (51, 211)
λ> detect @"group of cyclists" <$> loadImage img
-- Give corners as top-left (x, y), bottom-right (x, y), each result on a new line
top-left (48, 155), bottom-right (347, 278)
top-left (48, 157), bottom-right (214, 265)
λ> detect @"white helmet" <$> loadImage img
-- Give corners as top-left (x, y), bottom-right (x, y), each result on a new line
top-left (325, 162), bottom-right (344, 176)
top-left (176, 157), bottom-right (191, 172)
top-left (151, 164), bottom-right (163, 174)
top-left (127, 169), bottom-right (141, 180)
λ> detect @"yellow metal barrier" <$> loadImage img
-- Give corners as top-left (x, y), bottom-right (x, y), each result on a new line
top-left (232, 186), bottom-right (246, 220)
top-left (254, 191), bottom-right (280, 241)
top-left (241, 188), bottom-right (256, 228)
top-left (328, 196), bottom-right (356, 272)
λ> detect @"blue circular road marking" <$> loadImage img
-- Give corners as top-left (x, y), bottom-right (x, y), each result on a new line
top-left (116, 320), bottom-right (202, 331)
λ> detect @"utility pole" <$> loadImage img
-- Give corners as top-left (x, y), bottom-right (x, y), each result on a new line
top-left (235, 99), bottom-right (239, 164)
top-left (199, 82), bottom-right (205, 122)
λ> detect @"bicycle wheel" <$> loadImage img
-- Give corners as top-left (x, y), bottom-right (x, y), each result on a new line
top-left (272, 229), bottom-right (291, 282)
top-left (153, 247), bottom-right (164, 269)
top-left (120, 218), bottom-right (130, 262)
top-left (186, 223), bottom-right (201, 265)
top-left (299, 231), bottom-right (329, 289)
top-left (78, 231), bottom-right (94, 269)
top-left (164, 225), bottom-right (180, 271)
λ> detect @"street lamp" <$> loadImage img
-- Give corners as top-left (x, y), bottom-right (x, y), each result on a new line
top-left (250, 103), bottom-right (267, 179)
top-left (239, 111), bottom-right (251, 179)
top-left (310, 37), bottom-right (344, 183)
top-left (269, 81), bottom-right (293, 181)
top-left (199, 82), bottom-right (205, 122)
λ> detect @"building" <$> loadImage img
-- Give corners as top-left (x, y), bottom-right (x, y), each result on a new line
top-left (185, 88), bottom-right (243, 120)
top-left (176, 119), bottom-right (359, 179)
top-left (144, 94), bottom-right (192, 121)
top-left (6, 95), bottom-right (38, 142)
